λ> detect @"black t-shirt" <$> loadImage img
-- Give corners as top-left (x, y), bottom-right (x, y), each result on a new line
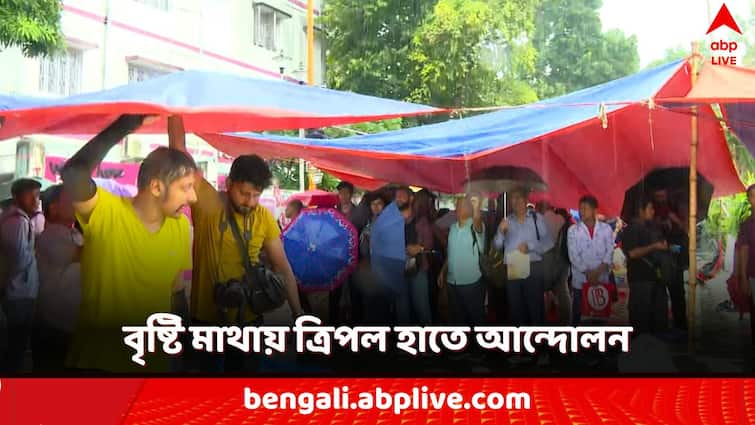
top-left (338, 202), bottom-right (368, 234)
top-left (405, 217), bottom-right (418, 246)
top-left (621, 220), bottom-right (663, 283)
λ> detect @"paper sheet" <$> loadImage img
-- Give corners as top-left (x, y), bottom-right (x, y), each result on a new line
top-left (506, 251), bottom-right (531, 280)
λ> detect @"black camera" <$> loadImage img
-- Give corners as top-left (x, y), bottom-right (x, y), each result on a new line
top-left (213, 279), bottom-right (246, 309)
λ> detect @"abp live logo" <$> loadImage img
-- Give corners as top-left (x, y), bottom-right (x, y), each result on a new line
top-left (707, 3), bottom-right (744, 65)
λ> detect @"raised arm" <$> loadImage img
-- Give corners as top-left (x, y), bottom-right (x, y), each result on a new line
top-left (61, 115), bottom-right (148, 221)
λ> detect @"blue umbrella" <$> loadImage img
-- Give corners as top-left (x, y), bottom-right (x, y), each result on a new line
top-left (369, 202), bottom-right (406, 294)
top-left (282, 208), bottom-right (358, 292)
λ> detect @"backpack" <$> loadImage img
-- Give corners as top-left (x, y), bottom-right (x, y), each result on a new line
top-left (471, 225), bottom-right (507, 288)
top-left (556, 222), bottom-right (571, 266)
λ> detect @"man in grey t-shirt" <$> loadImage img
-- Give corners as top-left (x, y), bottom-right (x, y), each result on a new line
top-left (0, 178), bottom-right (42, 372)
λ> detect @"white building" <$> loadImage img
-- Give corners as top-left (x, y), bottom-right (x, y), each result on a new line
top-left (0, 0), bottom-right (326, 191)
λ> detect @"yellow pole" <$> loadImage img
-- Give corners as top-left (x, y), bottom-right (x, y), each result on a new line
top-left (688, 41), bottom-right (700, 353)
top-left (307, 0), bottom-right (315, 86)
top-left (303, 0), bottom-right (316, 190)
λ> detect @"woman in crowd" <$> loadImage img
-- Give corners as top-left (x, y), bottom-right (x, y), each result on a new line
top-left (353, 191), bottom-right (390, 324)
top-left (621, 197), bottom-right (670, 335)
top-left (405, 190), bottom-right (435, 325)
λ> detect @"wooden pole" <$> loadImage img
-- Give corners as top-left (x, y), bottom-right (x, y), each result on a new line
top-left (688, 41), bottom-right (700, 353)
top-left (306, 0), bottom-right (315, 86)
top-left (167, 115), bottom-right (186, 149)
top-left (302, 0), bottom-right (316, 190)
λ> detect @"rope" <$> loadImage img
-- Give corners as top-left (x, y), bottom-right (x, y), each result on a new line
top-left (331, 125), bottom-right (369, 135)
top-left (648, 102), bottom-right (656, 152)
top-left (598, 103), bottom-right (608, 129)
top-left (450, 99), bottom-right (641, 114)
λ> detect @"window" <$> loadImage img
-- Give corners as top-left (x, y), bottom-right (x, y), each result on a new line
top-left (128, 64), bottom-right (169, 82)
top-left (39, 49), bottom-right (83, 96)
top-left (254, 3), bottom-right (290, 52)
top-left (133, 0), bottom-right (172, 11)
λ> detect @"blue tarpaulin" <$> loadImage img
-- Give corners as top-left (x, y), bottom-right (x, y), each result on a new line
top-left (203, 60), bottom-right (743, 215)
top-left (222, 60), bottom-right (686, 157)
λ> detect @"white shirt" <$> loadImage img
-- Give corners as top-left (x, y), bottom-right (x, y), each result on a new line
top-left (567, 221), bottom-right (614, 289)
top-left (35, 223), bottom-right (82, 332)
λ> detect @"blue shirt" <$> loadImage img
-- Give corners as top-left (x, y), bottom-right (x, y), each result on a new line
top-left (494, 212), bottom-right (554, 262)
top-left (447, 219), bottom-right (484, 286)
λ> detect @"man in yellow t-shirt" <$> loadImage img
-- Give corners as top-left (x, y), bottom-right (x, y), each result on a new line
top-left (171, 134), bottom-right (303, 372)
top-left (61, 115), bottom-right (197, 373)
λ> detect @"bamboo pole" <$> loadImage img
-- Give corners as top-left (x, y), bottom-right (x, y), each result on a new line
top-left (303, 0), bottom-right (316, 190)
top-left (167, 115), bottom-right (186, 149)
top-left (307, 0), bottom-right (315, 86)
top-left (688, 41), bottom-right (700, 353)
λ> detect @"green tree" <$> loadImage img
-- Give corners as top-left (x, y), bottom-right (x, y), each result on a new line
top-left (0, 0), bottom-right (63, 57)
top-left (270, 159), bottom-right (303, 191)
top-left (533, 0), bottom-right (639, 98)
top-left (645, 46), bottom-right (690, 69)
top-left (323, 118), bottom-right (403, 138)
top-left (407, 0), bottom-right (539, 107)
top-left (733, 0), bottom-right (755, 67)
top-left (323, 0), bottom-right (539, 108)
top-left (321, 0), bottom-right (436, 101)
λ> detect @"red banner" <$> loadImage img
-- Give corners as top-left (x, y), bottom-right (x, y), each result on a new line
top-left (1, 378), bottom-right (753, 424)
top-left (44, 155), bottom-right (140, 186)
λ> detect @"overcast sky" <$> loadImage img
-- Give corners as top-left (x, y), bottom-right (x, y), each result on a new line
top-left (600, 0), bottom-right (752, 66)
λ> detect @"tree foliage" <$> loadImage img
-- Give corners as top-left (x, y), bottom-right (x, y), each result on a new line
top-left (323, 0), bottom-right (540, 108)
top-left (407, 0), bottom-right (539, 107)
top-left (322, 0), bottom-right (435, 102)
top-left (324, 0), bottom-right (640, 108)
top-left (323, 118), bottom-right (403, 138)
top-left (268, 121), bottom-right (403, 191)
top-left (532, 0), bottom-right (639, 98)
top-left (0, 0), bottom-right (63, 57)
top-left (644, 46), bottom-right (690, 70)
top-left (734, 0), bottom-right (755, 67)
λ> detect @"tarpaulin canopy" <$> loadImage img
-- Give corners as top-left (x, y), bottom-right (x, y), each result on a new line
top-left (0, 70), bottom-right (442, 140)
top-left (658, 63), bottom-right (755, 158)
top-left (201, 60), bottom-right (743, 216)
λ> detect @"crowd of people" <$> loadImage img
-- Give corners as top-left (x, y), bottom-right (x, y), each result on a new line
top-left (0, 114), bottom-right (698, 374)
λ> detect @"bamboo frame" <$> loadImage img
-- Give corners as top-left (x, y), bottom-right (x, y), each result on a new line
top-left (306, 0), bottom-right (315, 86)
top-left (688, 41), bottom-right (700, 353)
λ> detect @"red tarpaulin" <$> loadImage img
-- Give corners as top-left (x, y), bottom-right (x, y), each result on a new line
top-left (0, 70), bottom-right (443, 140)
top-left (657, 62), bottom-right (755, 160)
top-left (661, 62), bottom-right (755, 102)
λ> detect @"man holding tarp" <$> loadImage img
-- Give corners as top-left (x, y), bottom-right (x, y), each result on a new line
top-left (62, 115), bottom-right (197, 372)
top-left (171, 133), bottom-right (303, 373)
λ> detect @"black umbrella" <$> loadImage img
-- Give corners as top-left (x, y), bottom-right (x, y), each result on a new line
top-left (463, 166), bottom-right (547, 194)
top-left (621, 167), bottom-right (714, 222)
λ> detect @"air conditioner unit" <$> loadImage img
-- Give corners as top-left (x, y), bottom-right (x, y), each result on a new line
top-left (123, 136), bottom-right (144, 161)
